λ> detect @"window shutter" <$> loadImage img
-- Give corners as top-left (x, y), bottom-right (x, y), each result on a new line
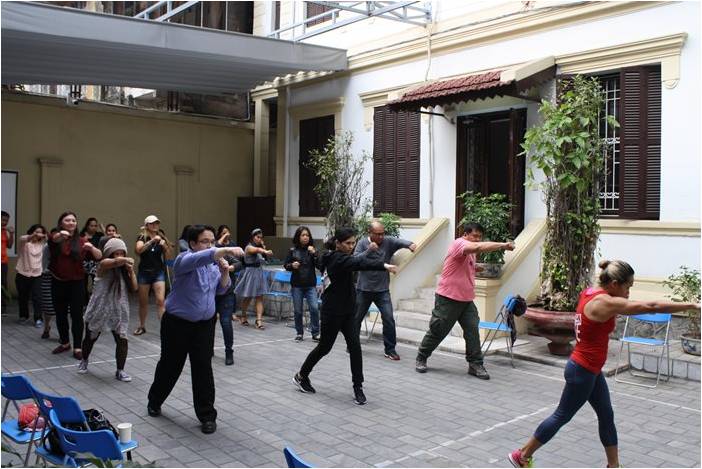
top-left (619, 65), bottom-right (661, 219)
top-left (299, 115), bottom-right (334, 217)
top-left (372, 107), bottom-right (420, 218)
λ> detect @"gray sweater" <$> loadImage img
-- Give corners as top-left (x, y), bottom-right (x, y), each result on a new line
top-left (354, 236), bottom-right (412, 292)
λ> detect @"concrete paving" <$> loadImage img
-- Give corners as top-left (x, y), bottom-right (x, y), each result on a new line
top-left (2, 300), bottom-right (700, 467)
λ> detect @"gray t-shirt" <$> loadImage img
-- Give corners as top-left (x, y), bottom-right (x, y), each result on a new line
top-left (354, 236), bottom-right (412, 292)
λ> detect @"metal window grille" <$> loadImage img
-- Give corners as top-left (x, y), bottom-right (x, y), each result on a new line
top-left (598, 75), bottom-right (620, 214)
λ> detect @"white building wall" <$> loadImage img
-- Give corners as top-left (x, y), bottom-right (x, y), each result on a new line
top-left (283, 1), bottom-right (699, 271)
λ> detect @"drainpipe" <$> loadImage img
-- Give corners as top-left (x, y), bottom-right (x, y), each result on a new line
top-left (283, 85), bottom-right (291, 237)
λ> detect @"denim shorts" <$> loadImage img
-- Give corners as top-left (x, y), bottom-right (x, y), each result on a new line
top-left (137, 269), bottom-right (166, 285)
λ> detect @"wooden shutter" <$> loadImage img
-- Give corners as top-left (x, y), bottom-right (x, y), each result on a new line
top-left (373, 106), bottom-right (420, 218)
top-left (299, 115), bottom-right (334, 217)
top-left (619, 65), bottom-right (661, 219)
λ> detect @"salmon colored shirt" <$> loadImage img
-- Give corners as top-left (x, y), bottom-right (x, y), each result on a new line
top-left (436, 238), bottom-right (476, 302)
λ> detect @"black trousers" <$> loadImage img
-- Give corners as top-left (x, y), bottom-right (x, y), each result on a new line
top-left (147, 312), bottom-right (217, 423)
top-left (300, 312), bottom-right (363, 387)
top-left (52, 278), bottom-right (85, 348)
top-left (81, 324), bottom-right (128, 370)
top-left (15, 273), bottom-right (42, 321)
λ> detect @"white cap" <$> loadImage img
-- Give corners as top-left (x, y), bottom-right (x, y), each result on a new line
top-left (144, 215), bottom-right (160, 225)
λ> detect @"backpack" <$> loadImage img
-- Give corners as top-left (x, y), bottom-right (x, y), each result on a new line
top-left (42, 408), bottom-right (118, 456)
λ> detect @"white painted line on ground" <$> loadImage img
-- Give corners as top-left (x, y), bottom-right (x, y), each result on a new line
top-left (5, 337), bottom-right (292, 375)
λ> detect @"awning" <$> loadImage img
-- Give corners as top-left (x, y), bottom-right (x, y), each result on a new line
top-left (389, 57), bottom-right (555, 111)
top-left (1, 2), bottom-right (348, 95)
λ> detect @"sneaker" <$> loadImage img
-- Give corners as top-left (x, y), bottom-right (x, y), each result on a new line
top-left (312, 334), bottom-right (320, 342)
top-left (293, 373), bottom-right (316, 394)
top-left (384, 351), bottom-right (400, 361)
top-left (115, 370), bottom-right (132, 382)
top-left (353, 386), bottom-right (367, 405)
top-left (415, 356), bottom-right (427, 373)
top-left (77, 360), bottom-right (88, 374)
top-left (508, 449), bottom-right (533, 468)
top-left (34, 319), bottom-right (43, 328)
top-left (468, 363), bottom-right (490, 380)
top-left (294, 335), bottom-right (303, 342)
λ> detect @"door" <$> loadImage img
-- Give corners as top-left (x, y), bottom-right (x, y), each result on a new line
top-left (456, 109), bottom-right (526, 237)
top-left (237, 196), bottom-right (275, 249)
top-left (299, 115), bottom-right (335, 217)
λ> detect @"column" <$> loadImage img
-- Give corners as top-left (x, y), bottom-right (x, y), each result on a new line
top-left (253, 98), bottom-right (271, 196)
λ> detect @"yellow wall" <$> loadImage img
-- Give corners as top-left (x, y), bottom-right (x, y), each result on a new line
top-left (1, 92), bottom-right (254, 291)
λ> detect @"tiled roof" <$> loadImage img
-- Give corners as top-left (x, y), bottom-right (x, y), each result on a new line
top-left (397, 70), bottom-right (505, 102)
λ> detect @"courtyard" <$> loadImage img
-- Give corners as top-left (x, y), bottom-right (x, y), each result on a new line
top-left (2, 300), bottom-right (700, 468)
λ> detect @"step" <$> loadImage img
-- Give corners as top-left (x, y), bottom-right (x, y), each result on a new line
top-left (627, 345), bottom-right (700, 382)
top-left (396, 298), bottom-right (433, 314)
top-left (417, 287), bottom-right (436, 300)
top-left (391, 310), bottom-right (464, 337)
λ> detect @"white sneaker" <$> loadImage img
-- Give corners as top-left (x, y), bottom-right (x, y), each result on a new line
top-left (77, 360), bottom-right (88, 374)
top-left (115, 370), bottom-right (132, 382)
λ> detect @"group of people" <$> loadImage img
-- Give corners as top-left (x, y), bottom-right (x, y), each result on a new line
top-left (4, 211), bottom-right (699, 466)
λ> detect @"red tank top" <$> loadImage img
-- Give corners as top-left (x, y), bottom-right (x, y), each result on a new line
top-left (570, 287), bottom-right (615, 374)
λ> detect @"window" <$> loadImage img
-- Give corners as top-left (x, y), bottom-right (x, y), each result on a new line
top-left (598, 65), bottom-right (661, 219)
top-left (305, 2), bottom-right (332, 26)
top-left (299, 115), bottom-right (335, 217)
top-left (373, 106), bottom-right (420, 218)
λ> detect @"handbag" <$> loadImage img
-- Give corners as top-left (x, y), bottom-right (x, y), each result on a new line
top-left (41, 408), bottom-right (118, 457)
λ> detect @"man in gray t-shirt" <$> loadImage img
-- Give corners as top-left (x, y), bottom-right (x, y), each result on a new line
top-left (354, 221), bottom-right (416, 360)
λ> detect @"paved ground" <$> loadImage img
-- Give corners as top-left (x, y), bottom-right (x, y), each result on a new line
top-left (2, 300), bottom-right (700, 468)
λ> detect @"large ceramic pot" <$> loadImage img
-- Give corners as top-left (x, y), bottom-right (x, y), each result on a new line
top-left (522, 306), bottom-right (576, 356)
top-left (681, 333), bottom-right (701, 356)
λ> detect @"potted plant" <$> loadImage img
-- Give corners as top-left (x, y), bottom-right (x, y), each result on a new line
top-left (358, 212), bottom-right (401, 238)
top-left (306, 131), bottom-right (372, 238)
top-left (519, 74), bottom-right (618, 355)
top-left (458, 191), bottom-right (511, 278)
top-left (663, 266), bottom-right (701, 356)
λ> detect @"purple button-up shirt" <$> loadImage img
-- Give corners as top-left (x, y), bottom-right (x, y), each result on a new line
top-left (164, 248), bottom-right (231, 322)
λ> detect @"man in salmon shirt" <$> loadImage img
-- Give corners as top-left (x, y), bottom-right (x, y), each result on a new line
top-left (415, 222), bottom-right (514, 380)
top-left (1, 211), bottom-right (15, 294)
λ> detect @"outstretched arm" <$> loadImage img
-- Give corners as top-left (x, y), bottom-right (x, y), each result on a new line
top-left (587, 295), bottom-right (700, 322)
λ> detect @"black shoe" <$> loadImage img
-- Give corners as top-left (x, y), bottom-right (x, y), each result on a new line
top-left (225, 350), bottom-right (234, 366)
top-left (384, 351), bottom-right (400, 361)
top-left (201, 421), bottom-right (217, 434)
top-left (468, 363), bottom-right (490, 380)
top-left (312, 334), bottom-right (320, 342)
top-left (415, 356), bottom-right (428, 373)
top-left (293, 373), bottom-right (316, 393)
top-left (294, 334), bottom-right (303, 342)
top-left (147, 403), bottom-right (161, 417)
top-left (353, 386), bottom-right (366, 405)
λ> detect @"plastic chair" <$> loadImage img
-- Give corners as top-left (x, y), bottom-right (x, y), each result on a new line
top-left (1, 374), bottom-right (43, 466)
top-left (265, 270), bottom-right (293, 320)
top-left (479, 295), bottom-right (518, 368)
top-left (284, 446), bottom-right (313, 468)
top-left (363, 304), bottom-right (382, 342)
top-left (614, 313), bottom-right (672, 388)
top-left (46, 409), bottom-right (124, 467)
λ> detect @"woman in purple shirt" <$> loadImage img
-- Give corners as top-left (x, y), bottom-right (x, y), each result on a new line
top-left (146, 225), bottom-right (243, 435)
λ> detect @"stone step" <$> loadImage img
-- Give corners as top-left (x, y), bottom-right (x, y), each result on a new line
top-left (396, 298), bottom-right (433, 314)
top-left (417, 287), bottom-right (436, 300)
top-left (392, 310), bottom-right (463, 337)
top-left (627, 347), bottom-right (700, 382)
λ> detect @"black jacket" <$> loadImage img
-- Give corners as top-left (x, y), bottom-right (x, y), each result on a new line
top-left (318, 250), bottom-right (385, 316)
top-left (283, 247), bottom-right (318, 288)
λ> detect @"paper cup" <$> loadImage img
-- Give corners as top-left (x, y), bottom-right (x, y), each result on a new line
top-left (116, 422), bottom-right (132, 443)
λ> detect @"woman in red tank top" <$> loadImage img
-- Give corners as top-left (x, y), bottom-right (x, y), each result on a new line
top-left (509, 259), bottom-right (700, 468)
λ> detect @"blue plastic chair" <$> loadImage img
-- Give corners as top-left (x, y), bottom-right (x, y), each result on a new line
top-left (283, 446), bottom-right (313, 468)
top-left (479, 295), bottom-right (518, 368)
top-left (1, 374), bottom-right (43, 466)
top-left (615, 313), bottom-right (672, 388)
top-left (46, 409), bottom-right (124, 467)
top-left (265, 270), bottom-right (293, 320)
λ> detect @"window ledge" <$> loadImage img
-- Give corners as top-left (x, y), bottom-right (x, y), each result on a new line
top-left (599, 219), bottom-right (700, 237)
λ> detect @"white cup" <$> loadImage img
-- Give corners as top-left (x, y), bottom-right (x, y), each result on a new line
top-left (116, 423), bottom-right (132, 443)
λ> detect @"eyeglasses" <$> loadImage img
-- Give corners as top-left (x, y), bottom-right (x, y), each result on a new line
top-left (197, 239), bottom-right (214, 246)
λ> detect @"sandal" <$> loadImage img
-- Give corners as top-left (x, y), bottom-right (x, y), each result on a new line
top-left (255, 319), bottom-right (265, 330)
top-left (133, 327), bottom-right (146, 336)
top-left (52, 344), bottom-right (70, 354)
top-left (239, 316), bottom-right (249, 326)
top-left (41, 328), bottom-right (50, 339)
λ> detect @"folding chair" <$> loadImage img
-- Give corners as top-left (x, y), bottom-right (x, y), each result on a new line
top-left (45, 409), bottom-right (125, 468)
top-left (265, 271), bottom-right (293, 321)
top-left (1, 374), bottom-right (43, 466)
top-left (614, 313), bottom-right (672, 388)
top-left (363, 305), bottom-right (381, 341)
top-left (284, 446), bottom-right (313, 468)
top-left (479, 295), bottom-right (518, 368)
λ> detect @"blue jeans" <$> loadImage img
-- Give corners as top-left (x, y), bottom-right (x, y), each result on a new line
top-left (291, 286), bottom-right (320, 336)
top-left (215, 291), bottom-right (236, 351)
top-left (354, 290), bottom-right (396, 354)
top-left (534, 359), bottom-right (617, 447)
